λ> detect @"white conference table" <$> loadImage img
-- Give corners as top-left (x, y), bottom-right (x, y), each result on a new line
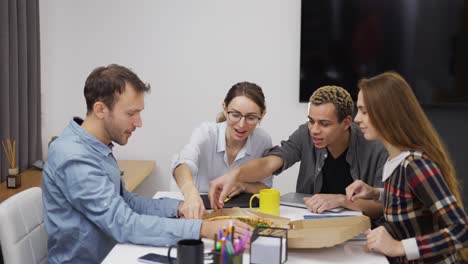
top-left (103, 192), bottom-right (388, 264)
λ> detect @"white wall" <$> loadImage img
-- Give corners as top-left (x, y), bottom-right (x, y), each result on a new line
top-left (40, 0), bottom-right (307, 197)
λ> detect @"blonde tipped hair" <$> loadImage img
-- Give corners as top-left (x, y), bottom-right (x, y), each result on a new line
top-left (358, 72), bottom-right (462, 206)
top-left (309, 85), bottom-right (354, 122)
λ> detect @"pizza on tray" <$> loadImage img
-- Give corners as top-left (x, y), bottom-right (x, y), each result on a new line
top-left (206, 215), bottom-right (274, 228)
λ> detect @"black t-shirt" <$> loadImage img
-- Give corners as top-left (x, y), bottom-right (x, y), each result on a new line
top-left (320, 148), bottom-right (353, 194)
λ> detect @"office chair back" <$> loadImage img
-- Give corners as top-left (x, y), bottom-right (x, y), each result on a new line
top-left (0, 187), bottom-right (47, 264)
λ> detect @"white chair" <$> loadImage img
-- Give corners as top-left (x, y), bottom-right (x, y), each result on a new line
top-left (0, 187), bottom-right (47, 264)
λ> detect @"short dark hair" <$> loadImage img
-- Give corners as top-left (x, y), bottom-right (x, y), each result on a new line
top-left (84, 64), bottom-right (150, 114)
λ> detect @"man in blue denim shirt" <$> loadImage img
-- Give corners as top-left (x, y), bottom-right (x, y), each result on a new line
top-left (42, 64), bottom-right (250, 263)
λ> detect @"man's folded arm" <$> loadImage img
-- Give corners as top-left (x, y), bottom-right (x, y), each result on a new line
top-left (122, 183), bottom-right (182, 217)
top-left (58, 158), bottom-right (202, 246)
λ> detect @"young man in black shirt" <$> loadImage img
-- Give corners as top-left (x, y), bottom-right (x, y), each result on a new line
top-left (209, 86), bottom-right (388, 218)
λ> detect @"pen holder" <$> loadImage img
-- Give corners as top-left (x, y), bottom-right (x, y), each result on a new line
top-left (212, 250), bottom-right (243, 264)
top-left (250, 227), bottom-right (288, 264)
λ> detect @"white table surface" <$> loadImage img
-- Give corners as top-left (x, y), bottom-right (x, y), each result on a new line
top-left (103, 192), bottom-right (388, 264)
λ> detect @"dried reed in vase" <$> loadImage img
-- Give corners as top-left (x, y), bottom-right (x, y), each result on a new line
top-left (2, 138), bottom-right (16, 169)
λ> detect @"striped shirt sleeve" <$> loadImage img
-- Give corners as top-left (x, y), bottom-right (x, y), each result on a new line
top-left (405, 158), bottom-right (468, 259)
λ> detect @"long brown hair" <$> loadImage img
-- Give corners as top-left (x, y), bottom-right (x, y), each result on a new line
top-left (358, 72), bottom-right (462, 205)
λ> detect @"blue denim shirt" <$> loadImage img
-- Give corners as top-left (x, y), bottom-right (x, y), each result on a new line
top-left (42, 118), bottom-right (202, 264)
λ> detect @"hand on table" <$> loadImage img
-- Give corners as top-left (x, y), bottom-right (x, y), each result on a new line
top-left (304, 194), bottom-right (345, 213)
top-left (208, 170), bottom-right (238, 209)
top-left (345, 180), bottom-right (380, 202)
top-left (201, 219), bottom-right (252, 241)
top-left (365, 226), bottom-right (405, 257)
top-left (226, 182), bottom-right (246, 198)
top-left (178, 192), bottom-right (206, 219)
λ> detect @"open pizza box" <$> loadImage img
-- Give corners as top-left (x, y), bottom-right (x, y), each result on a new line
top-left (204, 208), bottom-right (370, 249)
top-left (203, 207), bottom-right (290, 228)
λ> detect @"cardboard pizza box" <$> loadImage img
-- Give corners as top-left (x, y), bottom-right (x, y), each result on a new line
top-left (247, 209), bottom-right (291, 228)
top-left (204, 207), bottom-right (290, 228)
top-left (204, 208), bottom-right (370, 249)
top-left (287, 215), bottom-right (370, 248)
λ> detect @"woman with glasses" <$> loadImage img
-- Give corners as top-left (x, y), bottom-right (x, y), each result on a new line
top-left (171, 82), bottom-right (273, 219)
top-left (347, 72), bottom-right (467, 263)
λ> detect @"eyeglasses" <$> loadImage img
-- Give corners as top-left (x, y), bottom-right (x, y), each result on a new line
top-left (227, 111), bottom-right (261, 126)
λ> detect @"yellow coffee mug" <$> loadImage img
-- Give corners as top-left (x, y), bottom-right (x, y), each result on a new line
top-left (249, 189), bottom-right (280, 216)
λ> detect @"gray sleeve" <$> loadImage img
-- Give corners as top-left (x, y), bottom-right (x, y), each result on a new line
top-left (367, 142), bottom-right (388, 188)
top-left (264, 125), bottom-right (306, 175)
top-left (254, 128), bottom-right (274, 187)
top-left (373, 147), bottom-right (387, 187)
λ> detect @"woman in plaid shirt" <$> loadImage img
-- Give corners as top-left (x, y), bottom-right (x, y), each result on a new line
top-left (347, 72), bottom-right (467, 263)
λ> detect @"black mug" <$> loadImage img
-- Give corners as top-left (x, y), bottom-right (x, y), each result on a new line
top-left (167, 239), bottom-right (204, 264)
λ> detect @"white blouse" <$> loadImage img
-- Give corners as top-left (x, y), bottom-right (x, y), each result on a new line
top-left (171, 121), bottom-right (273, 192)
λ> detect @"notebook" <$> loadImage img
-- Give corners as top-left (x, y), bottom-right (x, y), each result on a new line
top-left (280, 192), bottom-right (310, 208)
top-left (280, 192), bottom-right (345, 213)
top-left (200, 192), bottom-right (259, 209)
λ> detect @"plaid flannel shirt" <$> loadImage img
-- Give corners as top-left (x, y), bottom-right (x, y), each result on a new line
top-left (383, 151), bottom-right (467, 263)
